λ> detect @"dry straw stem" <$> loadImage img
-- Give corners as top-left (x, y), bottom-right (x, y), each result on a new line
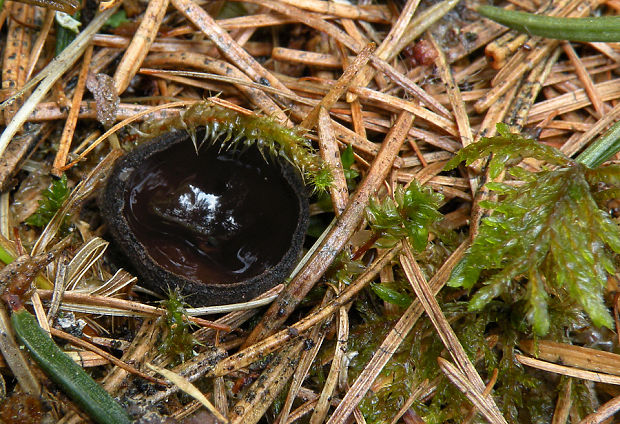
top-left (476, 39), bottom-right (559, 113)
top-left (60, 319), bottom-right (160, 424)
top-left (147, 363), bottom-right (228, 424)
top-left (215, 246), bottom-right (401, 376)
top-left (0, 100), bottom-right (166, 125)
top-left (0, 6), bottom-right (119, 162)
top-left (0, 6), bottom-right (7, 34)
top-left (475, 0), bottom-right (603, 113)
top-left (388, 380), bottom-right (432, 424)
top-left (104, 319), bottom-right (157, 391)
top-left (477, 83), bottom-right (520, 140)
top-left (170, 401), bottom-right (206, 421)
top-left (142, 54), bottom-right (289, 114)
top-left (318, 107), bottom-right (349, 213)
top-left (280, 109), bottom-right (348, 423)
top-left (2, 2), bottom-right (33, 122)
top-left (345, 0), bottom-right (420, 101)
top-left (144, 346), bottom-right (227, 405)
top-left (516, 354), bottom-right (620, 385)
top-left (243, 112), bottom-right (414, 347)
top-left (49, 327), bottom-right (167, 386)
top-left (462, 368), bottom-right (500, 424)
top-left (520, 339), bottom-right (620, 376)
top-left (505, 48), bottom-right (560, 131)
top-left (275, 0), bottom-right (391, 23)
top-left (229, 341), bottom-right (304, 424)
top-left (299, 43), bottom-right (375, 130)
top-left (190, 286), bottom-right (284, 341)
top-left (170, 0), bottom-right (297, 123)
top-left (36, 291), bottom-right (230, 331)
top-left (437, 358), bottom-right (507, 424)
top-left (310, 303), bottom-right (348, 424)
top-left (562, 41), bottom-right (606, 117)
top-left (552, 379), bottom-right (572, 424)
top-left (275, 73), bottom-right (454, 136)
top-left (277, 322), bottom-right (325, 424)
top-left (528, 79), bottom-right (620, 124)
top-left (351, 86), bottom-right (457, 135)
top-left (94, 34), bottom-right (272, 57)
top-left (61, 100), bottom-right (194, 170)
top-left (448, 15), bottom-right (507, 64)
top-left (0, 123), bottom-right (52, 192)
top-left (310, 245), bottom-right (349, 424)
top-left (25, 8), bottom-right (55, 81)
top-left (391, 0), bottom-right (460, 61)
top-left (247, 0), bottom-right (449, 118)
top-left (114, 0), bottom-right (170, 94)
top-left (326, 241), bottom-right (468, 424)
top-left (32, 149), bottom-right (124, 255)
top-left (589, 41), bottom-right (620, 62)
top-left (486, 32), bottom-right (529, 70)
top-left (52, 45), bottom-right (93, 176)
top-left (217, 13), bottom-right (296, 30)
top-left (138, 68), bottom-right (315, 107)
top-left (399, 241), bottom-right (506, 422)
top-left (560, 102), bottom-right (620, 157)
top-left (214, 376), bottom-right (229, 419)
top-left (579, 394), bottom-right (620, 424)
top-left (429, 34), bottom-right (478, 196)
top-left (272, 48), bottom-right (355, 69)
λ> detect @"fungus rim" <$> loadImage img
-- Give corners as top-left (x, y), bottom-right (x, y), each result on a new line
top-left (100, 129), bottom-right (309, 306)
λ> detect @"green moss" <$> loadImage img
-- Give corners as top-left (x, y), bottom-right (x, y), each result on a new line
top-left (347, 290), bottom-right (581, 423)
top-left (26, 174), bottom-right (70, 228)
top-left (366, 182), bottom-right (444, 251)
top-left (159, 290), bottom-right (199, 364)
top-left (446, 124), bottom-right (620, 335)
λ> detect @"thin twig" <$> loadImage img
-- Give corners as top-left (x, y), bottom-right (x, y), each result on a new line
top-left (114, 0), bottom-right (170, 94)
top-left (0, 6), bottom-right (119, 161)
top-left (243, 112), bottom-right (414, 347)
top-left (52, 45), bottom-right (93, 176)
top-left (49, 327), bottom-right (168, 386)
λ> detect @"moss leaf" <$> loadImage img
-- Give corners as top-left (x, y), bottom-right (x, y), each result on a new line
top-left (444, 123), bottom-right (572, 174)
top-left (447, 131), bottom-right (620, 334)
top-left (26, 175), bottom-right (70, 228)
top-left (366, 182), bottom-right (443, 251)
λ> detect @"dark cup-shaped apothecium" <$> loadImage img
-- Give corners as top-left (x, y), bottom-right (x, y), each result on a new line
top-left (101, 129), bottom-right (309, 306)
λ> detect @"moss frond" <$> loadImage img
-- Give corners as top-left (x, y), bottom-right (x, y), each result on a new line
top-left (445, 123), bottom-right (572, 178)
top-left (366, 182), bottom-right (444, 251)
top-left (26, 174), bottom-right (70, 228)
top-left (310, 163), bottom-right (334, 194)
top-left (159, 289), bottom-right (198, 364)
top-left (447, 126), bottom-right (620, 335)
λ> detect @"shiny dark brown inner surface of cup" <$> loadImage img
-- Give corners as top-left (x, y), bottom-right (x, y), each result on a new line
top-left (101, 129), bottom-right (309, 306)
top-left (124, 140), bottom-right (300, 283)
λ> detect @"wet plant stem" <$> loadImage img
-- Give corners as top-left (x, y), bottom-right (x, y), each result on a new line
top-left (576, 120), bottom-right (620, 168)
top-left (352, 233), bottom-right (381, 261)
top-left (477, 5), bottom-right (620, 42)
top-left (11, 307), bottom-right (131, 424)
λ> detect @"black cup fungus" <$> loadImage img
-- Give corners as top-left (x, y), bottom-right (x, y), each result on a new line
top-left (101, 128), bottom-right (309, 306)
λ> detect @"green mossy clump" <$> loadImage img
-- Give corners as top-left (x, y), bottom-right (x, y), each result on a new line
top-left (159, 290), bottom-right (199, 364)
top-left (366, 181), bottom-right (444, 251)
top-left (26, 174), bottom-right (70, 228)
top-left (347, 294), bottom-right (568, 424)
top-left (445, 123), bottom-right (620, 335)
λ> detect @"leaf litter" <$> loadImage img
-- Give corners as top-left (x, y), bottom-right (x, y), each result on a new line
top-left (1, 0), bottom-right (620, 423)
